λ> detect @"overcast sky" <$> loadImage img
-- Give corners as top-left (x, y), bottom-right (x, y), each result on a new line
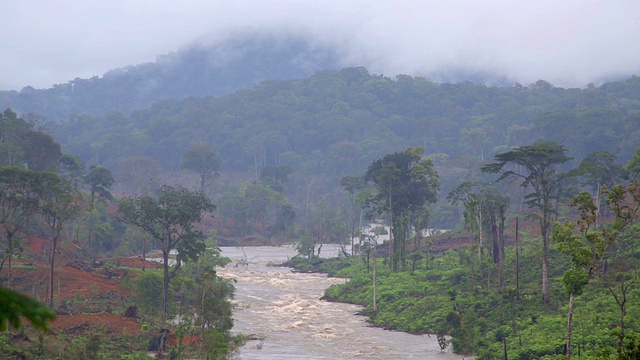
top-left (2, 0), bottom-right (639, 90)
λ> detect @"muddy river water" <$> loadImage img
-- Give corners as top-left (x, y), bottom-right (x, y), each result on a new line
top-left (218, 246), bottom-right (465, 360)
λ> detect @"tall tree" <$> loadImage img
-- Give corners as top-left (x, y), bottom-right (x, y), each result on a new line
top-left (25, 130), bottom-right (61, 171)
top-left (626, 143), bottom-right (640, 180)
top-left (181, 142), bottom-right (221, 195)
top-left (41, 175), bottom-right (82, 308)
top-left (0, 167), bottom-right (43, 288)
top-left (553, 184), bottom-right (640, 359)
top-left (57, 153), bottom-right (86, 188)
top-left (0, 109), bottom-right (30, 167)
top-left (83, 165), bottom-right (114, 251)
top-left (482, 141), bottom-right (571, 303)
top-left (340, 175), bottom-right (367, 255)
top-left (448, 182), bottom-right (509, 288)
top-left (83, 165), bottom-right (114, 205)
top-left (448, 181), bottom-right (487, 256)
top-left (364, 147), bottom-right (439, 271)
top-left (481, 186), bottom-right (510, 291)
top-left (117, 185), bottom-right (215, 319)
top-left (571, 151), bottom-right (627, 227)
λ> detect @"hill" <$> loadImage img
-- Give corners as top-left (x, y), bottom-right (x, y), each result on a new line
top-left (48, 69), bottom-right (640, 228)
top-left (0, 31), bottom-right (343, 121)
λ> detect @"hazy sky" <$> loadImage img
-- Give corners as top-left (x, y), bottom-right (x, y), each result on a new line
top-left (2, 0), bottom-right (639, 90)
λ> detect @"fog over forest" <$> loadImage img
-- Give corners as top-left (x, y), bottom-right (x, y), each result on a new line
top-left (3, 1), bottom-right (640, 90)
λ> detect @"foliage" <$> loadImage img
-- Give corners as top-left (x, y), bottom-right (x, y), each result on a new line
top-left (83, 165), bottom-right (115, 204)
top-left (482, 141), bottom-right (571, 303)
top-left (0, 286), bottom-right (55, 331)
top-left (181, 142), bottom-right (221, 194)
top-left (0, 167), bottom-right (55, 287)
top-left (364, 146), bottom-right (440, 271)
top-left (1, 33), bottom-right (342, 121)
top-left (41, 71), bottom-right (640, 235)
top-left (293, 197), bottom-right (640, 359)
top-left (117, 185), bottom-right (215, 319)
top-left (40, 174), bottom-right (82, 308)
top-left (127, 270), bottom-right (164, 316)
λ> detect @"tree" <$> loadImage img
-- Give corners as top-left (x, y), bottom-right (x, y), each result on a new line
top-left (481, 187), bottom-right (510, 290)
top-left (448, 182), bottom-right (509, 289)
top-left (25, 130), bottom-right (62, 171)
top-left (181, 142), bottom-right (221, 195)
top-left (340, 176), bottom-right (368, 255)
top-left (83, 165), bottom-right (114, 205)
top-left (626, 143), bottom-right (640, 180)
top-left (0, 167), bottom-right (44, 288)
top-left (364, 147), bottom-right (440, 271)
top-left (242, 181), bottom-right (287, 236)
top-left (553, 185), bottom-right (639, 359)
top-left (83, 165), bottom-right (114, 252)
top-left (448, 181), bottom-right (487, 256)
top-left (570, 151), bottom-right (627, 227)
top-left (117, 185), bottom-right (215, 319)
top-left (482, 141), bottom-right (571, 303)
top-left (0, 109), bottom-right (30, 167)
top-left (306, 201), bottom-right (349, 248)
top-left (260, 165), bottom-right (291, 193)
top-left (58, 153), bottom-right (86, 188)
top-left (269, 203), bottom-right (296, 240)
top-left (41, 175), bottom-right (82, 309)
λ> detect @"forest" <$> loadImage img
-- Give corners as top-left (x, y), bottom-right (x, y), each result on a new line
top-left (1, 54), bottom-right (640, 358)
top-left (49, 68), bottom-right (640, 235)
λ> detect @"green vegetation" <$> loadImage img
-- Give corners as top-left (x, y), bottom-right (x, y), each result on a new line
top-left (117, 185), bottom-right (216, 319)
top-left (289, 230), bottom-right (639, 359)
top-left (44, 70), bottom-right (640, 239)
top-left (285, 149), bottom-right (640, 359)
top-left (0, 109), bottom-right (238, 358)
top-left (2, 46), bottom-right (640, 358)
top-left (0, 286), bottom-right (55, 331)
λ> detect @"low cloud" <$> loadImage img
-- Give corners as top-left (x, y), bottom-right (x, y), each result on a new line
top-left (3, 0), bottom-right (639, 90)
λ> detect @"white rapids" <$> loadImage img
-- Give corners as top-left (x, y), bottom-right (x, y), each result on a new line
top-left (218, 246), bottom-right (465, 360)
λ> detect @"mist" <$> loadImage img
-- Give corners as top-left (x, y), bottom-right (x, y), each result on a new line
top-left (3, 0), bottom-right (639, 90)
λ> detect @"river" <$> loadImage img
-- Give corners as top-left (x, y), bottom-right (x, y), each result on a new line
top-left (218, 246), bottom-right (465, 360)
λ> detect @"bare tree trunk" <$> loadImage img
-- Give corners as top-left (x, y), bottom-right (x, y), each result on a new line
top-left (373, 247), bottom-right (377, 313)
top-left (515, 218), bottom-right (520, 300)
top-left (388, 192), bottom-right (393, 271)
top-left (477, 210), bottom-right (483, 259)
top-left (49, 235), bottom-right (58, 309)
top-left (608, 281), bottom-right (631, 353)
top-left (541, 202), bottom-right (550, 304)
top-left (253, 152), bottom-right (259, 183)
top-left (142, 232), bottom-right (146, 271)
top-left (7, 231), bottom-right (15, 289)
top-left (88, 211), bottom-right (95, 251)
top-left (566, 292), bottom-right (575, 359)
top-left (542, 246), bottom-right (549, 304)
top-left (498, 208), bottom-right (506, 291)
top-left (503, 337), bottom-right (508, 360)
top-left (595, 183), bottom-right (601, 229)
top-left (162, 246), bottom-right (170, 320)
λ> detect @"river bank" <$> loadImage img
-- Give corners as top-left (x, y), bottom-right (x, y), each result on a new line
top-left (218, 245), bottom-right (462, 359)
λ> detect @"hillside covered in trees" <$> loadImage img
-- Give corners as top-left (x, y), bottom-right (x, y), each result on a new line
top-left (0, 32), bottom-right (343, 121)
top-left (44, 68), bottom-right (640, 232)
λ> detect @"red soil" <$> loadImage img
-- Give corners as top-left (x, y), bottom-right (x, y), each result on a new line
top-left (9, 234), bottom-right (162, 336)
top-left (49, 313), bottom-right (141, 335)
